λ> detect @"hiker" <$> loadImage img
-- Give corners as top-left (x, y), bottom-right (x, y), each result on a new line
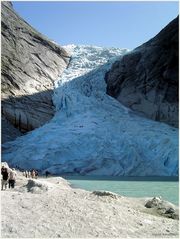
top-left (35, 170), bottom-right (38, 179)
top-left (45, 171), bottom-right (50, 178)
top-left (31, 169), bottom-right (36, 178)
top-left (28, 171), bottom-right (31, 178)
top-left (1, 167), bottom-right (9, 190)
top-left (8, 168), bottom-right (17, 189)
top-left (1, 165), bottom-right (5, 174)
top-left (25, 170), bottom-right (28, 178)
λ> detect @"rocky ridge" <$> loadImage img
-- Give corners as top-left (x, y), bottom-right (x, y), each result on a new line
top-left (1, 1), bottom-right (70, 142)
top-left (105, 17), bottom-right (179, 127)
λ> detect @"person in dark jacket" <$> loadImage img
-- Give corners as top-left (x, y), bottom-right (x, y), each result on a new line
top-left (45, 171), bottom-right (50, 178)
top-left (1, 167), bottom-right (9, 190)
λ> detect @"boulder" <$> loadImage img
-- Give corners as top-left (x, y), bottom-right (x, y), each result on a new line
top-left (145, 197), bottom-right (179, 220)
top-left (21, 179), bottom-right (55, 194)
top-left (105, 17), bottom-right (178, 127)
top-left (1, 1), bottom-right (71, 142)
top-left (92, 190), bottom-right (119, 199)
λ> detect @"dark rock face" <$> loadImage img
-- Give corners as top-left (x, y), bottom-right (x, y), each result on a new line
top-left (1, 2), bottom-right (71, 142)
top-left (106, 17), bottom-right (179, 127)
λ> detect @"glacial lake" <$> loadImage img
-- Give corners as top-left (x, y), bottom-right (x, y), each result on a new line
top-left (63, 176), bottom-right (179, 205)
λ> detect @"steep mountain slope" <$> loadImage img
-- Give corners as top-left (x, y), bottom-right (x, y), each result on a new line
top-left (1, 1), bottom-right (70, 142)
top-left (2, 45), bottom-right (178, 176)
top-left (105, 17), bottom-right (178, 127)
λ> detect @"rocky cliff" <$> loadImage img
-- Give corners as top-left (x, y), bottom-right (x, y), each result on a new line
top-left (105, 17), bottom-right (179, 127)
top-left (1, 1), bottom-right (71, 142)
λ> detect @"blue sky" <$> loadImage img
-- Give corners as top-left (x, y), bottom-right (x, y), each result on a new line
top-left (13, 1), bottom-right (179, 49)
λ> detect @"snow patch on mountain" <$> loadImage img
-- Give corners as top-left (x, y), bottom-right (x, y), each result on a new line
top-left (2, 45), bottom-right (178, 176)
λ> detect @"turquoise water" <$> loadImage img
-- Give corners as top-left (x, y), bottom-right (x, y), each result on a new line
top-left (63, 176), bottom-right (179, 205)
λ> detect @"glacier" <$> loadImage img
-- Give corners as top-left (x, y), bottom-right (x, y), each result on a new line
top-left (2, 45), bottom-right (178, 176)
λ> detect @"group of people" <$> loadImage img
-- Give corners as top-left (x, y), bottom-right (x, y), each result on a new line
top-left (1, 166), bottom-right (17, 190)
top-left (23, 169), bottom-right (38, 179)
top-left (1, 163), bottom-right (52, 191)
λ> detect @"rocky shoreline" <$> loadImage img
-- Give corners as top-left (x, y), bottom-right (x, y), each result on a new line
top-left (1, 171), bottom-right (179, 238)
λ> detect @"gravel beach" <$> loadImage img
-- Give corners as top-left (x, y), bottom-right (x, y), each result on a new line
top-left (1, 172), bottom-right (179, 238)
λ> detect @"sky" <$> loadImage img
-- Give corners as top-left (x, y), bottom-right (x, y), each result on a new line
top-left (13, 1), bottom-right (179, 50)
